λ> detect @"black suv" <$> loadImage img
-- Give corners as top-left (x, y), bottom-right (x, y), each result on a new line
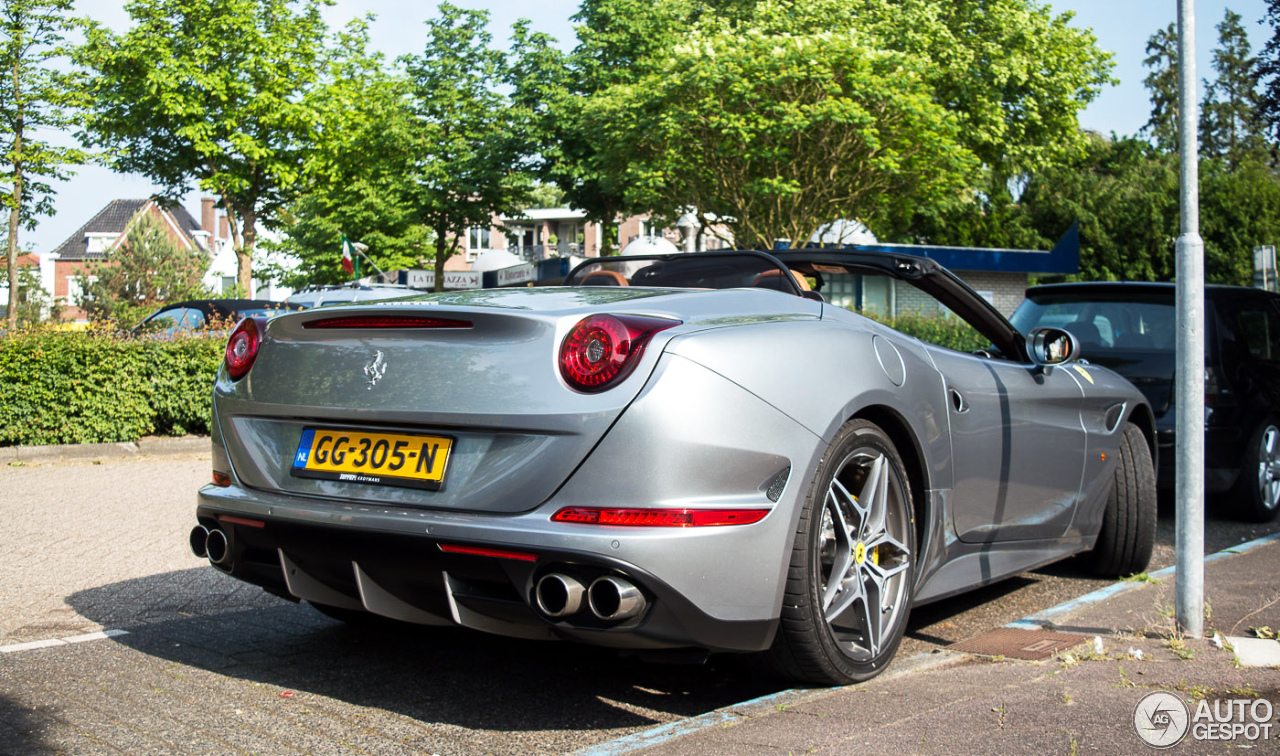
top-left (1012, 282), bottom-right (1280, 522)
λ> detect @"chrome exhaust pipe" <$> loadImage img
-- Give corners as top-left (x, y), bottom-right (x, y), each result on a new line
top-left (205, 528), bottom-right (230, 565)
top-left (587, 576), bottom-right (646, 621)
top-left (188, 525), bottom-right (209, 559)
top-left (535, 574), bottom-right (586, 618)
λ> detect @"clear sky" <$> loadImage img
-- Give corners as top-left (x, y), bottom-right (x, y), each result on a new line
top-left (24, 0), bottom-right (1272, 256)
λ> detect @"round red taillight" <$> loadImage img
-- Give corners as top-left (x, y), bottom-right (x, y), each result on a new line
top-left (225, 317), bottom-right (262, 381)
top-left (558, 314), bottom-right (680, 393)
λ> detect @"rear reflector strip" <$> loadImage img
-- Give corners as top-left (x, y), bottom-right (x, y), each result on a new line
top-left (218, 515), bottom-right (265, 529)
top-left (438, 544), bottom-right (539, 562)
top-left (550, 508), bottom-right (769, 527)
top-left (303, 315), bottom-right (473, 330)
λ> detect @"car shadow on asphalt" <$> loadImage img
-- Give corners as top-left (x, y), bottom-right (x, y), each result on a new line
top-left (65, 567), bottom-right (787, 737)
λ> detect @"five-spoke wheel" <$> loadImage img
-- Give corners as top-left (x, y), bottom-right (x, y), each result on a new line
top-left (768, 419), bottom-right (915, 684)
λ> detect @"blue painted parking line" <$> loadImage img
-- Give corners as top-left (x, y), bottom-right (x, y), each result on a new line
top-left (1008, 531), bottom-right (1280, 631)
top-left (575, 531), bottom-right (1280, 756)
top-left (569, 651), bottom-right (961, 756)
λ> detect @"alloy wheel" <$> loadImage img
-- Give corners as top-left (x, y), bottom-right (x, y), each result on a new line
top-left (1257, 425), bottom-right (1280, 512)
top-left (817, 450), bottom-right (912, 662)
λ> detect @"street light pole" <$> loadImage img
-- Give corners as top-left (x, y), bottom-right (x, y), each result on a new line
top-left (1175, 0), bottom-right (1205, 638)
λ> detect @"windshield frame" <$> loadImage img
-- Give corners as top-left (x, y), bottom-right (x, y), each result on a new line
top-left (564, 250), bottom-right (802, 295)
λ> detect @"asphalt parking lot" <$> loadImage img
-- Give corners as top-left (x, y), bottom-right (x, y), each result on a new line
top-left (2, 450), bottom-right (1278, 755)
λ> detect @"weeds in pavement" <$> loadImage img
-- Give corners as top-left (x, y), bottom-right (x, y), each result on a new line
top-left (1174, 681), bottom-right (1215, 700)
top-left (1123, 573), bottom-right (1161, 583)
top-left (1167, 636), bottom-right (1195, 660)
top-left (1228, 591), bottom-right (1280, 637)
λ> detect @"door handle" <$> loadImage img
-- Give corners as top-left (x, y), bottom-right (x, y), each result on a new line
top-left (949, 388), bottom-right (968, 413)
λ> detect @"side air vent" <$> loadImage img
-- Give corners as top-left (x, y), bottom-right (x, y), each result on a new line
top-left (765, 467), bottom-right (791, 502)
top-left (1103, 403), bottom-right (1126, 434)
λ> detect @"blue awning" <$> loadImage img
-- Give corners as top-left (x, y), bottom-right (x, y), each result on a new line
top-left (848, 222), bottom-right (1080, 275)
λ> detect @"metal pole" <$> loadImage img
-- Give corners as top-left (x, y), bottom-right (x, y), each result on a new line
top-left (1175, 0), bottom-right (1205, 638)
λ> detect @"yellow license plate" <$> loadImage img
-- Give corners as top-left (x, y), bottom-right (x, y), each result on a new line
top-left (290, 428), bottom-right (454, 491)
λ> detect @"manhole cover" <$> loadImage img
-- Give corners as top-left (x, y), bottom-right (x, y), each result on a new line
top-left (947, 627), bottom-right (1089, 661)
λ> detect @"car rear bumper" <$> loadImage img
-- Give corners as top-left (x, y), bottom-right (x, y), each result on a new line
top-left (195, 353), bottom-right (827, 653)
top-left (194, 491), bottom-right (778, 652)
top-left (1155, 425), bottom-right (1246, 494)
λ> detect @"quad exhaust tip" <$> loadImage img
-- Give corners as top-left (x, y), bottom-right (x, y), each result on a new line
top-left (205, 528), bottom-right (231, 565)
top-left (189, 525), bottom-right (209, 559)
top-left (588, 576), bottom-right (646, 621)
top-left (534, 574), bottom-right (586, 618)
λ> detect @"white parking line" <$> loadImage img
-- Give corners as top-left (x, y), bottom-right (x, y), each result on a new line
top-left (0, 629), bottom-right (129, 654)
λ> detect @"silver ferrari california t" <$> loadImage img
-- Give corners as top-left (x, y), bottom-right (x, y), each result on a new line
top-left (192, 249), bottom-right (1156, 685)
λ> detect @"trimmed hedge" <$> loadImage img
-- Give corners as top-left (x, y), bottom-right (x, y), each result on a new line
top-left (856, 310), bottom-right (991, 353)
top-left (0, 331), bottom-right (223, 446)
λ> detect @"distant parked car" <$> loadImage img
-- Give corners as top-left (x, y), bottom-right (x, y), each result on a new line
top-left (286, 283), bottom-right (429, 309)
top-left (133, 299), bottom-right (296, 338)
top-left (1012, 282), bottom-right (1280, 522)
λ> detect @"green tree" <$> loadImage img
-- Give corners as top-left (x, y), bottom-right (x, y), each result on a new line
top-left (76, 0), bottom-right (330, 295)
top-left (1016, 133), bottom-right (1179, 282)
top-left (1142, 23), bottom-right (1180, 152)
top-left (1200, 158), bottom-right (1280, 286)
top-left (551, 0), bottom-right (1113, 247)
top-left (585, 28), bottom-right (976, 248)
top-left (523, 182), bottom-right (566, 210)
top-left (5, 264), bottom-right (55, 324)
top-left (536, 0), bottom-right (697, 252)
top-left (77, 214), bottom-right (210, 328)
top-left (267, 19), bottom-right (429, 288)
top-left (402, 3), bottom-right (531, 291)
top-left (1257, 0), bottom-right (1280, 146)
top-left (1, 0), bottom-right (88, 331)
top-left (1200, 9), bottom-right (1267, 166)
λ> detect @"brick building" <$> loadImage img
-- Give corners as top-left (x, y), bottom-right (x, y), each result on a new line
top-left (43, 199), bottom-right (206, 321)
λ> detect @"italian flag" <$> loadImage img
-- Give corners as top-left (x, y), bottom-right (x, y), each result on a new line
top-left (341, 234), bottom-right (355, 275)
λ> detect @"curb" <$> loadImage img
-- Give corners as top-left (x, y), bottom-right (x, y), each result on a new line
top-left (0, 436), bottom-right (210, 464)
top-left (569, 649), bottom-right (965, 756)
top-left (574, 531), bottom-right (1280, 756)
top-left (1006, 530), bottom-right (1280, 631)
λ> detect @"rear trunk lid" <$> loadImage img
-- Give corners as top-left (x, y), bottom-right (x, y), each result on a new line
top-left (215, 286), bottom-right (821, 514)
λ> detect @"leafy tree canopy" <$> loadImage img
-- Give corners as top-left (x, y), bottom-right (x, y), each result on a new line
top-left (1200, 9), bottom-right (1268, 166)
top-left (1141, 23), bottom-right (1180, 153)
top-left (585, 27), bottom-right (976, 248)
top-left (265, 19), bottom-right (431, 288)
top-left (1257, 0), bottom-right (1280, 146)
top-left (401, 3), bottom-right (532, 290)
top-left (76, 0), bottom-right (330, 294)
top-left (534, 0), bottom-right (1114, 248)
top-left (1, 0), bottom-right (89, 330)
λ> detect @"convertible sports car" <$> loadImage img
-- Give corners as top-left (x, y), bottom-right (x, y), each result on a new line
top-left (192, 249), bottom-right (1156, 684)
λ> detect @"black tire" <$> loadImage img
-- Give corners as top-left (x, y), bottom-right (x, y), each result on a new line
top-left (1086, 422), bottom-right (1156, 577)
top-left (1230, 420), bottom-right (1280, 523)
top-left (765, 419), bottom-right (916, 685)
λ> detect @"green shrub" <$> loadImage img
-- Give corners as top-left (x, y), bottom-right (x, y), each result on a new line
top-left (855, 309), bottom-right (991, 353)
top-left (0, 330), bottom-right (223, 446)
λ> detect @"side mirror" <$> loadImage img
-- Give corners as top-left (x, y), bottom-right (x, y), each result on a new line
top-left (1025, 327), bottom-right (1080, 371)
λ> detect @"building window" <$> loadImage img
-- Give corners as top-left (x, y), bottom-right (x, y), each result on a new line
top-left (468, 228), bottom-right (491, 250)
top-left (67, 274), bottom-right (97, 305)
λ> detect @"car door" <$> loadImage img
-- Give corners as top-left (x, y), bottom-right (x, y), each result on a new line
top-left (925, 346), bottom-right (1087, 543)
top-left (1225, 293), bottom-right (1280, 419)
